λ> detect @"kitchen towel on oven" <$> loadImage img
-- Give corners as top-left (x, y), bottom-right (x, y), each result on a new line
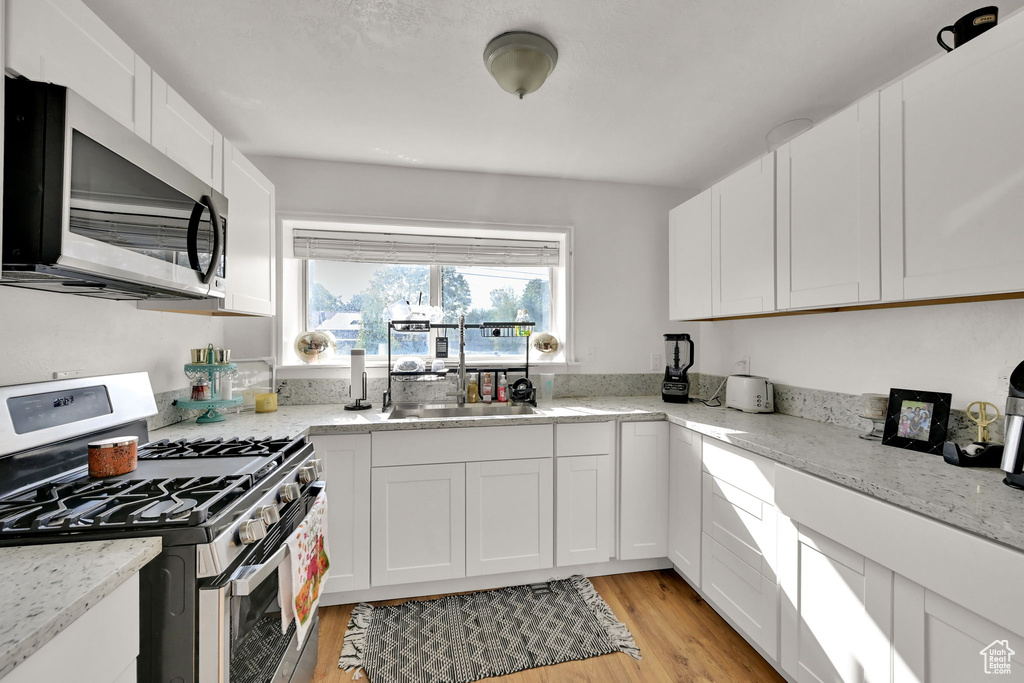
top-left (279, 489), bottom-right (330, 648)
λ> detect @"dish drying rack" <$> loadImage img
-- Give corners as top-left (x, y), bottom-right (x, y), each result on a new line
top-left (384, 320), bottom-right (534, 408)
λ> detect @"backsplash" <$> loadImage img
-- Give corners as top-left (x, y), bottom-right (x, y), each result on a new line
top-left (151, 372), bottom-right (999, 447)
top-left (696, 373), bottom-right (1004, 446)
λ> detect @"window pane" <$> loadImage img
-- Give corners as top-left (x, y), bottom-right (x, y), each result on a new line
top-left (441, 265), bottom-right (551, 356)
top-left (308, 261), bottom-right (429, 356)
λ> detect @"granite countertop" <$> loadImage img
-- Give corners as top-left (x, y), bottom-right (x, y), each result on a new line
top-left (0, 537), bottom-right (161, 679)
top-left (153, 397), bottom-right (1024, 554)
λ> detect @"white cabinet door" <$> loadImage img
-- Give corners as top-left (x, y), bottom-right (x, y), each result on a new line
top-left (669, 189), bottom-right (713, 321)
top-left (151, 73), bottom-right (223, 191)
top-left (221, 141), bottom-right (275, 315)
top-left (668, 424), bottom-right (701, 585)
top-left (311, 434), bottom-right (370, 594)
top-left (619, 421), bottom-right (669, 560)
top-left (777, 94), bottom-right (880, 310)
top-left (371, 463), bottom-right (465, 586)
top-left (556, 454), bottom-right (613, 567)
top-left (893, 575), bottom-right (1024, 683)
top-left (712, 154), bottom-right (776, 317)
top-left (465, 459), bottom-right (553, 576)
top-left (780, 525), bottom-right (893, 683)
top-left (6, 0), bottom-right (151, 140)
top-left (880, 13), bottom-right (1024, 301)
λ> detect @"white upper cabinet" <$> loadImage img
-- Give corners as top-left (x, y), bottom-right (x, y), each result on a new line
top-left (712, 154), bottom-right (776, 317)
top-left (221, 141), bottom-right (275, 315)
top-left (151, 72), bottom-right (223, 191)
top-left (669, 189), bottom-right (713, 321)
top-left (777, 94), bottom-right (880, 309)
top-left (6, 0), bottom-right (152, 140)
top-left (880, 13), bottom-right (1024, 301)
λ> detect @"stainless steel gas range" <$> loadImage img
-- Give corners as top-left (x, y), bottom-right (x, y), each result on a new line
top-left (0, 373), bottom-right (324, 683)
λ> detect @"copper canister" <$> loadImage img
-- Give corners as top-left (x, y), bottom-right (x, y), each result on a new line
top-left (88, 436), bottom-right (139, 477)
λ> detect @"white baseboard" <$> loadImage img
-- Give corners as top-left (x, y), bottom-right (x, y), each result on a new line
top-left (670, 566), bottom-right (794, 683)
top-left (321, 557), bottom-right (672, 606)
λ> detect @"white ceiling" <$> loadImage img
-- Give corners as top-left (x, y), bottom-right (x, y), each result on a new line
top-left (84, 0), bottom-right (1023, 189)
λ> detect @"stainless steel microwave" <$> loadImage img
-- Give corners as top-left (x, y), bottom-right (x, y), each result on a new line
top-left (2, 77), bottom-right (227, 300)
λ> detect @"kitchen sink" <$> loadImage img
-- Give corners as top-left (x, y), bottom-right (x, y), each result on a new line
top-left (386, 403), bottom-right (537, 420)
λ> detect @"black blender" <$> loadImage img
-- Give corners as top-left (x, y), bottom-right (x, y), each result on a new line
top-left (662, 333), bottom-right (694, 403)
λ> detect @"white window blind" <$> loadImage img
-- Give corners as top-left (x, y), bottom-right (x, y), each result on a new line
top-left (292, 229), bottom-right (561, 267)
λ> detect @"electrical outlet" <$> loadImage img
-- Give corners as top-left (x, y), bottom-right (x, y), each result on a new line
top-left (736, 356), bottom-right (750, 375)
top-left (53, 370), bottom-right (83, 379)
top-left (998, 365), bottom-right (1015, 392)
top-left (650, 353), bottom-right (662, 371)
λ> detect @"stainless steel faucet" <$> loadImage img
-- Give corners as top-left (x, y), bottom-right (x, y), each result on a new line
top-left (447, 314), bottom-right (468, 404)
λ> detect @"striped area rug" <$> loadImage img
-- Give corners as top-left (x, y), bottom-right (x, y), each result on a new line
top-left (338, 575), bottom-right (640, 682)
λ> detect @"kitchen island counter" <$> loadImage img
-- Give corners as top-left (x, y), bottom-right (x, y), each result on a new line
top-left (153, 398), bottom-right (1024, 555)
top-left (0, 537), bottom-right (161, 679)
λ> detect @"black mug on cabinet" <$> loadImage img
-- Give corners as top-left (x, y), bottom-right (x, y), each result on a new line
top-left (937, 6), bottom-right (999, 51)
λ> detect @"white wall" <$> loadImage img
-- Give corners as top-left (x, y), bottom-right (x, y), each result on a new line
top-left (0, 287), bottom-right (223, 393)
top-left (698, 298), bottom-right (1024, 409)
top-left (226, 157), bottom-right (697, 375)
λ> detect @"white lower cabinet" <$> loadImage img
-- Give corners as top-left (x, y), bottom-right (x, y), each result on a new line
top-left (668, 424), bottom-right (701, 585)
top-left (701, 532), bottom-right (779, 658)
top-left (5, 574), bottom-right (140, 683)
top-left (312, 434), bottom-right (370, 594)
top-left (779, 524), bottom-right (893, 683)
top-left (371, 463), bottom-right (466, 586)
top-left (893, 575), bottom-right (1024, 683)
top-left (466, 458), bottom-right (553, 576)
top-left (556, 454), bottom-right (614, 566)
top-left (619, 421), bottom-right (669, 560)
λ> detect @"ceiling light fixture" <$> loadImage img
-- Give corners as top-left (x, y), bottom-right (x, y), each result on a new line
top-left (483, 31), bottom-right (558, 99)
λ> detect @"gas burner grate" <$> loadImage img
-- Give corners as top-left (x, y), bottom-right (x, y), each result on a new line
top-left (0, 475), bottom-right (254, 532)
top-left (139, 436), bottom-right (297, 459)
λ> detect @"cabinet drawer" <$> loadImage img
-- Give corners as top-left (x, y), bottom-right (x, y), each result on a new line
top-left (555, 422), bottom-right (614, 457)
top-left (701, 533), bottom-right (779, 659)
top-left (702, 437), bottom-right (775, 503)
top-left (372, 424), bottom-right (553, 467)
top-left (703, 473), bottom-right (777, 581)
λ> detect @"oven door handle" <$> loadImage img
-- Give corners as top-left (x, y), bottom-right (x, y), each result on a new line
top-left (231, 543), bottom-right (288, 596)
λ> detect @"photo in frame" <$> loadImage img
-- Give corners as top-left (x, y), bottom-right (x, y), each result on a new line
top-left (881, 388), bottom-right (952, 455)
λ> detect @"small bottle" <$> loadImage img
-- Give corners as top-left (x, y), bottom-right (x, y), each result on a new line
top-left (497, 373), bottom-right (508, 403)
top-left (482, 372), bottom-right (493, 404)
top-left (467, 374), bottom-right (479, 403)
top-left (515, 309), bottom-right (530, 336)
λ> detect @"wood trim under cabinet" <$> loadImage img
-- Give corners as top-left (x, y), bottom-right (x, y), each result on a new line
top-left (686, 290), bottom-right (1024, 322)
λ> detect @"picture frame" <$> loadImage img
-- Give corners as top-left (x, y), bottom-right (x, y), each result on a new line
top-left (881, 388), bottom-right (952, 455)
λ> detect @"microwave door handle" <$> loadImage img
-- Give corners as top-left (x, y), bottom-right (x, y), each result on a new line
top-left (186, 195), bottom-right (224, 285)
top-left (231, 543), bottom-right (288, 596)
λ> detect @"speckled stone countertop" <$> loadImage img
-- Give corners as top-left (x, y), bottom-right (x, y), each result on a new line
top-left (153, 398), bottom-right (1024, 554)
top-left (0, 537), bottom-right (161, 679)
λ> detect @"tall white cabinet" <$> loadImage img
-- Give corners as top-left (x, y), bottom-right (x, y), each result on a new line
top-left (312, 434), bottom-right (370, 594)
top-left (711, 154), bottom-right (776, 317)
top-left (554, 422), bottom-right (615, 567)
top-left (669, 189), bottom-right (713, 321)
top-left (667, 424), bottom-right (701, 585)
top-left (777, 93), bottom-right (880, 309)
top-left (619, 421), bottom-right (669, 560)
top-left (880, 14), bottom-right (1024, 302)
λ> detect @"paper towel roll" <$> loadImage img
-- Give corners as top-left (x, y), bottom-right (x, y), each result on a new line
top-left (350, 349), bottom-right (366, 400)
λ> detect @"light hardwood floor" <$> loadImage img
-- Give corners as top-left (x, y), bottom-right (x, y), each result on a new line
top-left (314, 569), bottom-right (784, 682)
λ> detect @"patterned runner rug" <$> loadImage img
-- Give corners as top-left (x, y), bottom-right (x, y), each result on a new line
top-left (338, 575), bottom-right (640, 682)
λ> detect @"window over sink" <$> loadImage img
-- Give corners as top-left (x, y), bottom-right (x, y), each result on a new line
top-left (281, 219), bottom-right (570, 366)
